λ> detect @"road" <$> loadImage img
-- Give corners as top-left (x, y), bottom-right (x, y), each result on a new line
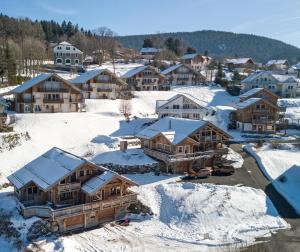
top-left (190, 144), bottom-right (300, 252)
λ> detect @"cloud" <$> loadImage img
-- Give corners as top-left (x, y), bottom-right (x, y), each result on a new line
top-left (36, 1), bottom-right (78, 16)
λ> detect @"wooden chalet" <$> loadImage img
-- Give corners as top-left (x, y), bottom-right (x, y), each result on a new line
top-left (180, 53), bottom-right (211, 71)
top-left (10, 73), bottom-right (83, 113)
top-left (161, 64), bottom-right (206, 86)
top-left (8, 147), bottom-right (138, 233)
top-left (122, 65), bottom-right (166, 91)
top-left (136, 117), bottom-right (231, 173)
top-left (71, 69), bottom-right (129, 99)
top-left (225, 58), bottom-right (256, 72)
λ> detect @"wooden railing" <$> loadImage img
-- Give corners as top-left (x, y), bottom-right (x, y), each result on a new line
top-left (58, 182), bottom-right (81, 193)
top-left (38, 88), bottom-right (69, 93)
top-left (144, 148), bottom-right (228, 163)
top-left (19, 193), bottom-right (138, 219)
top-left (43, 98), bottom-right (64, 103)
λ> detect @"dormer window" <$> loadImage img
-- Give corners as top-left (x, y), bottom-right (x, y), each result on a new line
top-left (66, 47), bottom-right (70, 50)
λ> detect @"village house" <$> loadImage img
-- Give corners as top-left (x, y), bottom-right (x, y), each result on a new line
top-left (139, 47), bottom-right (162, 60)
top-left (156, 94), bottom-right (208, 120)
top-left (241, 71), bottom-right (298, 98)
top-left (180, 53), bottom-right (211, 72)
top-left (265, 59), bottom-right (289, 72)
top-left (71, 69), bottom-right (129, 99)
top-left (225, 58), bottom-right (256, 73)
top-left (8, 147), bottom-right (138, 233)
top-left (161, 64), bottom-right (206, 86)
top-left (234, 88), bottom-right (284, 133)
top-left (0, 97), bottom-right (8, 129)
top-left (10, 73), bottom-right (83, 113)
top-left (53, 41), bottom-right (83, 67)
top-left (136, 117), bottom-right (231, 173)
top-left (122, 65), bottom-right (166, 91)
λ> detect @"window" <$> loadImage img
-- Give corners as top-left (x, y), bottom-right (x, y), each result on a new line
top-left (75, 59), bottom-right (79, 64)
top-left (193, 113), bottom-right (200, 119)
top-left (110, 186), bottom-right (121, 195)
top-left (60, 179), bottom-right (66, 184)
top-left (75, 53), bottom-right (78, 57)
top-left (79, 170), bottom-right (84, 177)
top-left (65, 58), bottom-right (71, 64)
top-left (177, 146), bottom-right (184, 153)
top-left (157, 143), bottom-right (163, 150)
top-left (252, 125), bottom-right (257, 130)
top-left (86, 170), bottom-right (90, 175)
top-left (70, 173), bottom-right (76, 182)
top-left (66, 53), bottom-right (70, 57)
top-left (28, 186), bottom-right (37, 194)
top-left (66, 46), bottom-right (70, 50)
top-left (173, 104), bottom-right (180, 109)
top-left (60, 192), bottom-right (73, 201)
top-left (164, 144), bottom-right (171, 152)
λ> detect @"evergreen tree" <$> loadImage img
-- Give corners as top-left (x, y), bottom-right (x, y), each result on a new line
top-left (142, 38), bottom-right (153, 48)
top-left (186, 47), bottom-right (196, 54)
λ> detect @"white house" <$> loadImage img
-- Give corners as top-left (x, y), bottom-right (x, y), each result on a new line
top-left (156, 94), bottom-right (209, 120)
top-left (161, 64), bottom-right (206, 86)
top-left (53, 41), bottom-right (83, 67)
top-left (139, 48), bottom-right (162, 59)
top-left (265, 59), bottom-right (289, 71)
top-left (241, 71), bottom-right (298, 98)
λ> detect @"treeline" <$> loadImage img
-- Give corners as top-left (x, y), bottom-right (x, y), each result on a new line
top-left (0, 14), bottom-right (116, 85)
top-left (117, 30), bottom-right (300, 64)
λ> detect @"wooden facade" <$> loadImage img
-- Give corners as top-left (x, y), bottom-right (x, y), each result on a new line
top-left (12, 74), bottom-right (83, 113)
top-left (139, 122), bottom-right (230, 173)
top-left (11, 158), bottom-right (137, 233)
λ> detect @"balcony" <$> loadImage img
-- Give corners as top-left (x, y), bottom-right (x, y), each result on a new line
top-left (38, 88), bottom-right (69, 93)
top-left (97, 88), bottom-right (113, 92)
top-left (58, 182), bottom-right (81, 193)
top-left (43, 98), bottom-right (64, 103)
top-left (157, 108), bottom-right (202, 114)
top-left (19, 193), bottom-right (138, 219)
top-left (17, 98), bottom-right (35, 103)
top-left (144, 148), bottom-right (228, 163)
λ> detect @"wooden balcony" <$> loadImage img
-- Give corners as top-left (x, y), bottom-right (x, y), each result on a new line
top-left (38, 88), bottom-right (69, 93)
top-left (19, 193), bottom-right (138, 219)
top-left (43, 98), bottom-right (64, 103)
top-left (144, 148), bottom-right (228, 163)
top-left (58, 182), bottom-right (81, 193)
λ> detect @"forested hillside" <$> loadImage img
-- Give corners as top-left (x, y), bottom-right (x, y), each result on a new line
top-left (117, 30), bottom-right (300, 63)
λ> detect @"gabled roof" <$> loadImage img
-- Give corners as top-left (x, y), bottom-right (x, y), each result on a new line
top-left (59, 41), bottom-right (72, 46)
top-left (161, 63), bottom-right (202, 76)
top-left (156, 93), bottom-right (207, 110)
top-left (136, 117), bottom-right (231, 145)
top-left (272, 74), bottom-right (297, 83)
top-left (81, 171), bottom-right (138, 195)
top-left (240, 88), bottom-right (279, 100)
top-left (266, 59), bottom-right (288, 66)
top-left (122, 65), bottom-right (164, 79)
top-left (241, 71), bottom-right (297, 84)
top-left (236, 97), bottom-right (278, 110)
top-left (71, 69), bottom-right (126, 85)
top-left (140, 47), bottom-right (161, 53)
top-left (10, 73), bottom-right (81, 94)
top-left (180, 53), bottom-right (198, 60)
top-left (226, 58), bottom-right (254, 65)
top-left (8, 147), bottom-right (86, 191)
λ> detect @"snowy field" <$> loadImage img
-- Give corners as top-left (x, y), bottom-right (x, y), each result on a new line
top-left (245, 143), bottom-right (300, 214)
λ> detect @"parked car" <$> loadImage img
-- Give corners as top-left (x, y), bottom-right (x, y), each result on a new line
top-left (184, 167), bottom-right (213, 180)
top-left (212, 164), bottom-right (235, 176)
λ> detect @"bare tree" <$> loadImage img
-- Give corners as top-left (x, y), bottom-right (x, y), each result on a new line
top-left (94, 27), bottom-right (114, 65)
top-left (119, 99), bottom-right (132, 121)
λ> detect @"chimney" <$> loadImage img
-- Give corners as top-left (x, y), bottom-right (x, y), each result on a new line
top-left (120, 141), bottom-right (128, 152)
top-left (169, 119), bottom-right (172, 129)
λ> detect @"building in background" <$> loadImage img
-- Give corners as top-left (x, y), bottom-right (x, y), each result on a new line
top-left (53, 41), bottom-right (83, 67)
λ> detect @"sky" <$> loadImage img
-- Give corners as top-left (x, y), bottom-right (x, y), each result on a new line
top-left (1, 0), bottom-right (300, 47)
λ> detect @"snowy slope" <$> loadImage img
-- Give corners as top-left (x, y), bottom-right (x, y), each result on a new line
top-left (245, 144), bottom-right (300, 214)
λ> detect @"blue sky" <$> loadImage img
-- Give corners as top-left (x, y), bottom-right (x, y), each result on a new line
top-left (1, 0), bottom-right (300, 47)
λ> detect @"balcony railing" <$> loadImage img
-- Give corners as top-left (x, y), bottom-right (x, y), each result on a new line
top-left (157, 108), bottom-right (202, 114)
top-left (19, 193), bottom-right (138, 219)
top-left (43, 98), bottom-right (64, 103)
top-left (97, 88), bottom-right (113, 92)
top-left (144, 148), bottom-right (228, 163)
top-left (58, 182), bottom-right (81, 193)
top-left (38, 88), bottom-right (69, 93)
top-left (253, 109), bottom-right (269, 113)
top-left (252, 119), bottom-right (275, 124)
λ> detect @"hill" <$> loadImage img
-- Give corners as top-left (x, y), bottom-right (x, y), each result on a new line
top-left (117, 30), bottom-right (300, 63)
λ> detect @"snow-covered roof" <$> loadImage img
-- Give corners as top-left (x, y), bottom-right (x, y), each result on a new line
top-left (156, 93), bottom-right (207, 109)
top-left (59, 41), bottom-right (72, 46)
top-left (10, 73), bottom-right (81, 94)
top-left (266, 60), bottom-right (288, 66)
top-left (241, 71), bottom-right (297, 84)
top-left (226, 58), bottom-right (253, 65)
top-left (161, 64), bottom-right (182, 75)
top-left (71, 69), bottom-right (105, 84)
top-left (8, 147), bottom-right (86, 190)
top-left (140, 47), bottom-right (161, 54)
top-left (81, 171), bottom-right (116, 195)
top-left (180, 53), bottom-right (198, 60)
top-left (137, 117), bottom-right (211, 145)
top-left (122, 65), bottom-right (164, 79)
top-left (235, 98), bottom-right (262, 109)
top-left (240, 88), bottom-right (264, 99)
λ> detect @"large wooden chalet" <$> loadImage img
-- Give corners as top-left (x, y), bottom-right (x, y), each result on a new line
top-left (10, 73), bottom-right (83, 113)
top-left (8, 147), bottom-right (138, 233)
top-left (161, 64), bottom-right (206, 86)
top-left (122, 65), bottom-right (166, 91)
top-left (234, 88), bottom-right (285, 133)
top-left (71, 69), bottom-right (129, 99)
top-left (180, 53), bottom-right (211, 72)
top-left (136, 117), bottom-right (231, 173)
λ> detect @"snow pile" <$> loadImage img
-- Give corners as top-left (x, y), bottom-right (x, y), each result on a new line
top-left (39, 180), bottom-right (288, 252)
top-left (245, 143), bottom-right (300, 213)
top-left (223, 148), bottom-right (244, 169)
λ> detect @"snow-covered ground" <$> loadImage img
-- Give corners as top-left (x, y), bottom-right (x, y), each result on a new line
top-left (245, 143), bottom-right (300, 214)
top-left (34, 176), bottom-right (288, 252)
